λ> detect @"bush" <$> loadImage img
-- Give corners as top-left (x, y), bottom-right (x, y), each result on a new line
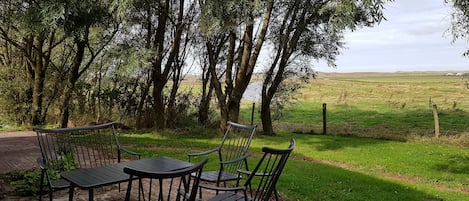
top-left (9, 170), bottom-right (42, 196)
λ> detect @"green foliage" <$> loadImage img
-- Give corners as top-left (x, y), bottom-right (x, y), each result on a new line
top-left (322, 0), bottom-right (389, 30)
top-left (198, 0), bottom-right (264, 37)
top-left (9, 170), bottom-right (42, 196)
top-left (446, 0), bottom-right (469, 56)
top-left (0, 56), bottom-right (32, 125)
top-left (46, 151), bottom-right (76, 181)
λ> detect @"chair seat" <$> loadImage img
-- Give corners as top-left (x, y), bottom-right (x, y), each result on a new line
top-left (50, 178), bottom-right (70, 190)
top-left (206, 192), bottom-right (247, 201)
top-left (199, 171), bottom-right (239, 183)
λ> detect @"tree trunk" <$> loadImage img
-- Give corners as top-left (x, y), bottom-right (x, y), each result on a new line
top-left (30, 33), bottom-right (52, 126)
top-left (260, 95), bottom-right (274, 135)
top-left (31, 65), bottom-right (46, 125)
top-left (136, 73), bottom-right (151, 129)
top-left (198, 66), bottom-right (211, 125)
top-left (260, 0), bottom-right (309, 135)
top-left (60, 40), bottom-right (86, 128)
top-left (166, 65), bottom-right (181, 128)
top-left (230, 0), bottom-right (274, 124)
top-left (152, 83), bottom-right (166, 129)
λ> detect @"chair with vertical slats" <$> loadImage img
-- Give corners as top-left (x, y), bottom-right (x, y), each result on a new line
top-left (35, 122), bottom-right (140, 201)
top-left (204, 138), bottom-right (295, 201)
top-left (188, 121), bottom-right (257, 198)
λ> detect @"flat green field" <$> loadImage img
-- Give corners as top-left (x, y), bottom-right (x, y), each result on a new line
top-left (240, 71), bottom-right (469, 143)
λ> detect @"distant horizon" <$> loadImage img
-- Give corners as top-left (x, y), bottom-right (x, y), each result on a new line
top-left (316, 69), bottom-right (468, 73)
top-left (313, 0), bottom-right (468, 73)
top-left (315, 64), bottom-right (468, 73)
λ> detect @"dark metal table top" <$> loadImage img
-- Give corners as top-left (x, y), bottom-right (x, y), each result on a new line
top-left (61, 156), bottom-right (193, 189)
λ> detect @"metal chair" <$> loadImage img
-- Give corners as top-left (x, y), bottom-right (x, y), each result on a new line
top-left (35, 122), bottom-right (140, 201)
top-left (124, 158), bottom-right (208, 201)
top-left (188, 121), bottom-right (257, 198)
top-left (203, 138), bottom-right (296, 201)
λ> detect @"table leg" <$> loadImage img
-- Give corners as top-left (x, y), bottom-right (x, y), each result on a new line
top-left (68, 186), bottom-right (74, 201)
top-left (89, 188), bottom-right (94, 201)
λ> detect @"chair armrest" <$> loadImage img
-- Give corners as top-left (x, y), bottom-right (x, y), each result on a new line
top-left (187, 147), bottom-right (219, 162)
top-left (36, 157), bottom-right (47, 170)
top-left (120, 147), bottom-right (141, 157)
top-left (220, 154), bottom-right (249, 165)
top-left (238, 169), bottom-right (272, 177)
top-left (199, 183), bottom-right (246, 192)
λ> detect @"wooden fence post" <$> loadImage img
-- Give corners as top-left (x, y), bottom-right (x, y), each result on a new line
top-left (251, 103), bottom-right (255, 125)
top-left (323, 103), bottom-right (327, 135)
top-left (432, 104), bottom-right (440, 138)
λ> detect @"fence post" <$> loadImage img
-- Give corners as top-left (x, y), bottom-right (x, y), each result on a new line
top-left (251, 103), bottom-right (255, 125)
top-left (432, 104), bottom-right (440, 138)
top-left (322, 103), bottom-right (327, 135)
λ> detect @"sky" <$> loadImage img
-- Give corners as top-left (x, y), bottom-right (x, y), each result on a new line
top-left (314, 0), bottom-right (468, 73)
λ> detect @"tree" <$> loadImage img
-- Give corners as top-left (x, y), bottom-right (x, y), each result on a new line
top-left (114, 0), bottom-right (198, 130)
top-left (199, 0), bottom-right (274, 130)
top-left (57, 0), bottom-right (118, 127)
top-left (446, 0), bottom-right (469, 56)
top-left (260, 0), bottom-right (390, 135)
top-left (196, 34), bottom-right (228, 125)
top-left (0, 0), bottom-right (63, 125)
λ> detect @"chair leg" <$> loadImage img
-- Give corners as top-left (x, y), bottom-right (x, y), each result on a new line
top-left (274, 187), bottom-right (279, 201)
top-left (38, 171), bottom-right (44, 201)
top-left (69, 186), bottom-right (74, 201)
top-left (138, 178), bottom-right (145, 201)
top-left (125, 177), bottom-right (133, 201)
top-left (198, 185), bottom-right (203, 200)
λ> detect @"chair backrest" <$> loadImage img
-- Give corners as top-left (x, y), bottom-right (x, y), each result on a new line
top-left (35, 122), bottom-right (122, 175)
top-left (244, 138), bottom-right (295, 201)
top-left (124, 158), bottom-right (208, 201)
top-left (218, 121), bottom-right (257, 175)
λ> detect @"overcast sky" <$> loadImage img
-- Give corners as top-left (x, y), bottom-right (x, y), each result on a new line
top-left (314, 0), bottom-right (468, 73)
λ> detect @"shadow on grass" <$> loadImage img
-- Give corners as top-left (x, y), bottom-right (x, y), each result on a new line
top-left (292, 133), bottom-right (389, 151)
top-left (280, 160), bottom-right (447, 201)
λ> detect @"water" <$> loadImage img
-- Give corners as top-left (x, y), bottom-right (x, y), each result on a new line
top-left (243, 82), bottom-right (262, 101)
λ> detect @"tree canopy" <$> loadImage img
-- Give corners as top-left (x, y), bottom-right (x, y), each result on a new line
top-left (447, 0), bottom-right (469, 56)
top-left (0, 0), bottom-right (396, 132)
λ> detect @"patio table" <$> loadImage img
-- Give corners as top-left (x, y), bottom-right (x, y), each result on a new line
top-left (61, 156), bottom-right (193, 201)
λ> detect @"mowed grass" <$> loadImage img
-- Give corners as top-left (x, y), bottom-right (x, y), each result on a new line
top-left (119, 131), bottom-right (469, 201)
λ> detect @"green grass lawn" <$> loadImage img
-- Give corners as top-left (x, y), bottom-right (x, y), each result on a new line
top-left (119, 130), bottom-right (469, 201)
top-left (5, 72), bottom-right (468, 200)
top-left (119, 72), bottom-right (469, 200)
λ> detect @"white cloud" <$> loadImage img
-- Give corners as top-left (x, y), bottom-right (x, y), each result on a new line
top-left (316, 0), bottom-right (468, 72)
